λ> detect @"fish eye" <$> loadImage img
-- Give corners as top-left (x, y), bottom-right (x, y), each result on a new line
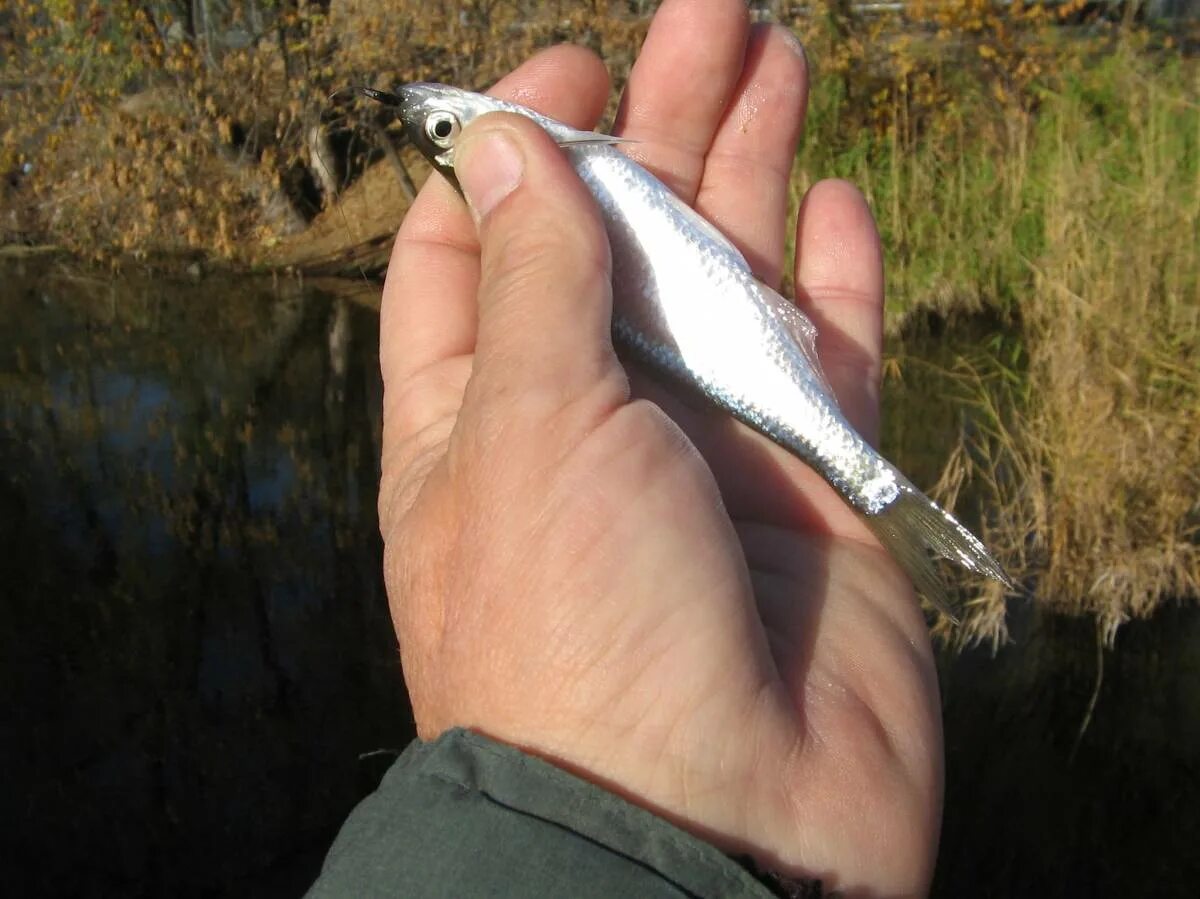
top-left (425, 112), bottom-right (460, 148)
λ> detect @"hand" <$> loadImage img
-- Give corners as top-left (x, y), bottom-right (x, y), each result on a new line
top-left (377, 1), bottom-right (942, 895)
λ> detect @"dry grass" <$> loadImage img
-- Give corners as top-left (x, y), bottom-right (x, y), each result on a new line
top-left (871, 43), bottom-right (1200, 645)
top-left (994, 50), bottom-right (1199, 642)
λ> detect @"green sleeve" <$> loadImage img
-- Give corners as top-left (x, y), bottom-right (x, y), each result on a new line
top-left (306, 727), bottom-right (779, 898)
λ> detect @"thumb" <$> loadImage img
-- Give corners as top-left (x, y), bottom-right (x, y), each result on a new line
top-left (455, 113), bottom-right (624, 417)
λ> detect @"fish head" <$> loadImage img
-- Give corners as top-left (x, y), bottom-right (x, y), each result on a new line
top-left (361, 83), bottom-right (523, 195)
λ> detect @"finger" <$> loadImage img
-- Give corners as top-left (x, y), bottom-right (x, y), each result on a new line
top-left (695, 25), bottom-right (808, 288)
top-left (458, 114), bottom-right (625, 417)
top-left (612, 0), bottom-right (748, 202)
top-left (380, 45), bottom-right (609, 391)
top-left (793, 179), bottom-right (885, 443)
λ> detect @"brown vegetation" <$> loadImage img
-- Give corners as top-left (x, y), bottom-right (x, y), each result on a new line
top-left (931, 52), bottom-right (1200, 645)
top-left (0, 1), bottom-right (650, 264)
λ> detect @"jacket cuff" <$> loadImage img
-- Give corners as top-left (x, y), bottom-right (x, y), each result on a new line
top-left (308, 727), bottom-right (778, 897)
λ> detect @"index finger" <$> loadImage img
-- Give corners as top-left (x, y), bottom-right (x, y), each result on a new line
top-left (611, 0), bottom-right (749, 202)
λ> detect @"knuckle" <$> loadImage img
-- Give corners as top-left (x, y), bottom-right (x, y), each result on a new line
top-left (379, 430), bottom-right (443, 531)
top-left (385, 375), bottom-right (435, 439)
top-left (383, 360), bottom-right (469, 450)
top-left (380, 374), bottom-right (465, 529)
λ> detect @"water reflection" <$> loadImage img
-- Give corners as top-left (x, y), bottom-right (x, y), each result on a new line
top-left (936, 602), bottom-right (1200, 897)
top-left (0, 260), bottom-right (413, 897)
top-left (2, 263), bottom-right (1196, 897)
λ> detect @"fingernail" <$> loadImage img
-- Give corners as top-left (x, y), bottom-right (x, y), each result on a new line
top-left (457, 129), bottom-right (524, 222)
top-left (778, 27), bottom-right (806, 64)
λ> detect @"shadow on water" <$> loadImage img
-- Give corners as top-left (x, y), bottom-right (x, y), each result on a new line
top-left (2, 263), bottom-right (1196, 896)
top-left (0, 260), bottom-right (414, 897)
top-left (935, 601), bottom-right (1200, 897)
top-left (886, 311), bottom-right (1200, 898)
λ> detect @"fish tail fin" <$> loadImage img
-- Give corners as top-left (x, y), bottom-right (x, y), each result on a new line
top-left (862, 482), bottom-right (1013, 624)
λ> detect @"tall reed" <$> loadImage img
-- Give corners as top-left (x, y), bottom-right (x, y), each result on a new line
top-left (855, 41), bottom-right (1200, 644)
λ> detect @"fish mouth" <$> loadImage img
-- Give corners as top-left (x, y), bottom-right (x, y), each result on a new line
top-left (358, 83), bottom-right (439, 123)
top-left (359, 83), bottom-right (448, 149)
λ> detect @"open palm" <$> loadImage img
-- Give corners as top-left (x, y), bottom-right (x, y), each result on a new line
top-left (377, 2), bottom-right (941, 896)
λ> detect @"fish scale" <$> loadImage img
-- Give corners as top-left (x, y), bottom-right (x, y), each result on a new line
top-left (579, 141), bottom-right (897, 514)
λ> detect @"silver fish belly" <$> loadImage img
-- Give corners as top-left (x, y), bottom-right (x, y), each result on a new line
top-left (374, 83), bottom-right (1012, 618)
top-left (568, 145), bottom-right (901, 515)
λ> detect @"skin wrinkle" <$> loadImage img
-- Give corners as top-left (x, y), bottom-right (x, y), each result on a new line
top-left (703, 146), bottom-right (795, 186)
top-left (382, 357), bottom-right (465, 443)
top-left (535, 377), bottom-right (632, 472)
top-left (741, 683), bottom-right (794, 845)
top-left (386, 533), bottom-right (448, 685)
top-left (380, 425), bottom-right (446, 525)
top-left (379, 355), bottom-right (471, 514)
top-left (512, 462), bottom-right (602, 604)
top-left (805, 616), bottom-right (923, 761)
top-left (395, 220), bottom-right (480, 258)
top-left (821, 653), bottom-right (903, 764)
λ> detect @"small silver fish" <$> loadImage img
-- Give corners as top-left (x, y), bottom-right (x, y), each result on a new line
top-left (364, 83), bottom-right (1011, 619)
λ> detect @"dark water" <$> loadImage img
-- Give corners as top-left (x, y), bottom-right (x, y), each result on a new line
top-left (0, 261), bottom-right (413, 896)
top-left (1, 261), bottom-right (1196, 897)
top-left (936, 602), bottom-right (1200, 897)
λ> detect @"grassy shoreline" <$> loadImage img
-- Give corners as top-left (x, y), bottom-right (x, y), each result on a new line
top-left (868, 43), bottom-right (1199, 644)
